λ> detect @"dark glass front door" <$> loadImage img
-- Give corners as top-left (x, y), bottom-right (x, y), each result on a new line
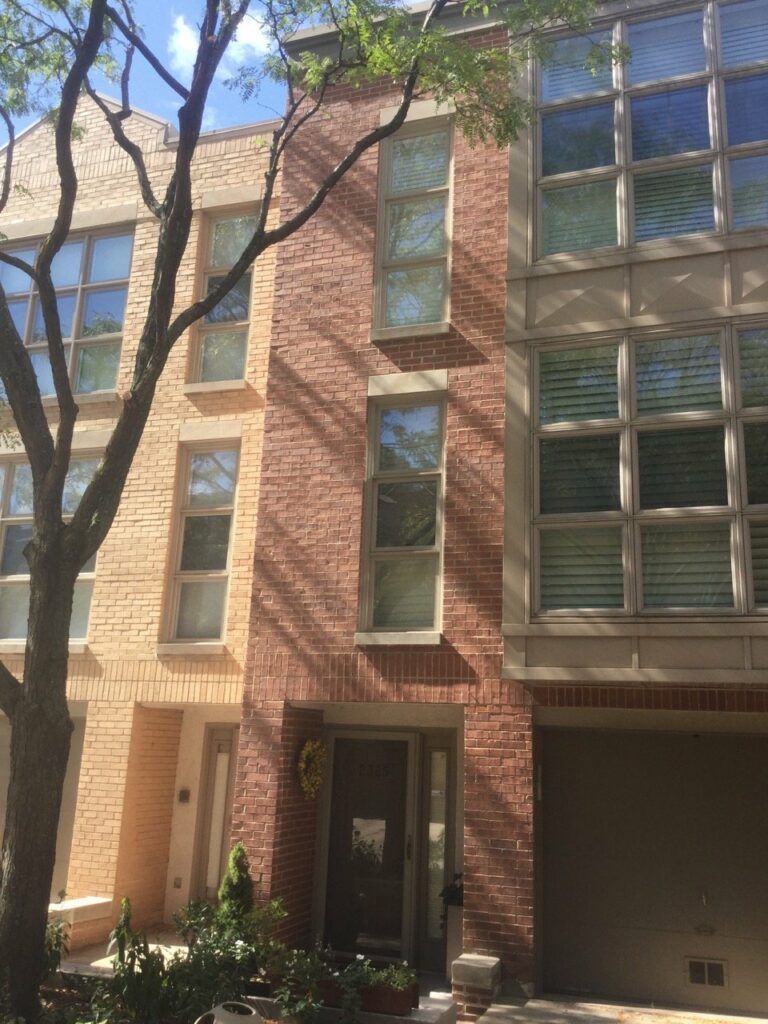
top-left (324, 738), bottom-right (410, 957)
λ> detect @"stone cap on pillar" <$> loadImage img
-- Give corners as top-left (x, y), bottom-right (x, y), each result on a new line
top-left (451, 954), bottom-right (502, 991)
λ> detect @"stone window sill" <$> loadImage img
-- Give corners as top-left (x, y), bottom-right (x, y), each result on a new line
top-left (354, 630), bottom-right (442, 647)
top-left (369, 321), bottom-right (451, 344)
top-left (183, 379), bottom-right (248, 395)
top-left (42, 391), bottom-right (119, 407)
top-left (0, 640), bottom-right (88, 654)
top-left (156, 641), bottom-right (227, 657)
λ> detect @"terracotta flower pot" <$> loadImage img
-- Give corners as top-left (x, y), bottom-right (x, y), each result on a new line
top-left (360, 982), bottom-right (418, 1016)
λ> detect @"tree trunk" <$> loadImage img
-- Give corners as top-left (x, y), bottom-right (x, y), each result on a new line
top-left (0, 551), bottom-right (76, 1022)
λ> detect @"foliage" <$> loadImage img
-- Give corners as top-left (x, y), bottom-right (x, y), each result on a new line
top-left (297, 738), bottom-right (327, 799)
top-left (217, 842), bottom-right (255, 927)
top-left (42, 918), bottom-right (70, 981)
top-left (270, 945), bottom-right (326, 1024)
top-left (440, 872), bottom-right (464, 907)
top-left (330, 955), bottom-right (417, 1024)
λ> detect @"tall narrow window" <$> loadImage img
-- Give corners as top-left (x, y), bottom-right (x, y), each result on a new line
top-left (0, 231), bottom-right (133, 395)
top-left (0, 457), bottom-right (99, 639)
top-left (193, 214), bottom-right (256, 383)
top-left (363, 400), bottom-right (444, 631)
top-left (378, 125), bottom-right (452, 329)
top-left (171, 447), bottom-right (239, 641)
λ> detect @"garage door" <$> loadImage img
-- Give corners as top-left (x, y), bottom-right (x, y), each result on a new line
top-left (542, 727), bottom-right (768, 1014)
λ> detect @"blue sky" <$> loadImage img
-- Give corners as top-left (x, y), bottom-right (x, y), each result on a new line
top-left (17, 2), bottom-right (286, 138)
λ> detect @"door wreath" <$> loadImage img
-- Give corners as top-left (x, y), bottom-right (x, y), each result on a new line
top-left (298, 738), bottom-right (327, 799)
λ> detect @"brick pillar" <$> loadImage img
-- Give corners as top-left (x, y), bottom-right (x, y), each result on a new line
top-left (462, 696), bottom-right (534, 992)
top-left (234, 699), bottom-right (323, 947)
top-left (65, 700), bottom-right (136, 947)
top-left (113, 706), bottom-right (183, 929)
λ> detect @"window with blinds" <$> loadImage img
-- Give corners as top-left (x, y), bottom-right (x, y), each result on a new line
top-left (537, 0), bottom-right (768, 256)
top-left (533, 324), bottom-right (768, 614)
top-left (377, 124), bottom-right (452, 329)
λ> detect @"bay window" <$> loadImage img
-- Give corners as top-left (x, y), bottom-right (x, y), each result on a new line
top-left (533, 324), bottom-right (768, 613)
top-left (537, 0), bottom-right (768, 256)
top-left (0, 231), bottom-right (133, 394)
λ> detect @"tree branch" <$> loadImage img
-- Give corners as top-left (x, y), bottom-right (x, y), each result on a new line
top-left (105, 3), bottom-right (190, 100)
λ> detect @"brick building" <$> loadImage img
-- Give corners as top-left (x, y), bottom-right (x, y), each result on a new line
top-left (234, 0), bottom-right (768, 1017)
top-left (0, 96), bottom-right (278, 948)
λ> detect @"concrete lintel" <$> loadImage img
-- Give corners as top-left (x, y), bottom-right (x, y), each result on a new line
top-left (452, 954), bottom-right (502, 990)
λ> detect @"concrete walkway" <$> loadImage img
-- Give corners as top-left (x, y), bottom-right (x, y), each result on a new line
top-left (480, 998), bottom-right (768, 1024)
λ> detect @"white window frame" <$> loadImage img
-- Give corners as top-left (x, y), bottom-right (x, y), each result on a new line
top-left (190, 210), bottom-right (256, 384)
top-left (1, 228), bottom-right (133, 394)
top-left (535, 0), bottom-right (768, 259)
top-left (374, 120), bottom-right (454, 331)
top-left (0, 455), bottom-right (99, 640)
top-left (360, 395), bottom-right (446, 632)
top-left (167, 443), bottom-right (240, 642)
top-left (531, 319), bottom-right (768, 617)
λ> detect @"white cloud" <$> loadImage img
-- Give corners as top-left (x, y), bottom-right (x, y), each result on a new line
top-left (168, 14), bottom-right (198, 81)
top-left (202, 104), bottom-right (221, 131)
top-left (227, 14), bottom-right (270, 64)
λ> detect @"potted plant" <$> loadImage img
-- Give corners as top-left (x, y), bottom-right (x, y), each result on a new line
top-left (440, 874), bottom-right (464, 979)
top-left (320, 957), bottom-right (418, 1018)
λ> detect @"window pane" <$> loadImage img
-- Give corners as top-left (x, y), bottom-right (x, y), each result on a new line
top-left (634, 165), bottom-right (714, 241)
top-left (75, 341), bottom-right (120, 393)
top-left (0, 249), bottom-right (35, 295)
top-left (200, 331), bottom-right (247, 382)
top-left (426, 750), bottom-right (448, 939)
top-left (387, 197), bottom-right (446, 261)
top-left (627, 11), bottom-right (705, 85)
top-left (188, 451), bottom-right (238, 506)
top-left (176, 580), bottom-right (226, 639)
top-left (9, 464), bottom-right (32, 515)
top-left (638, 427), bottom-right (728, 508)
top-left (385, 265), bottom-right (445, 327)
top-left (379, 405), bottom-right (440, 471)
top-left (372, 556), bottom-right (437, 629)
top-left (70, 579), bottom-right (92, 639)
top-left (725, 73), bottom-right (768, 145)
top-left (744, 421), bottom-right (768, 504)
top-left (2, 524), bottom-right (32, 575)
top-left (205, 274), bottom-right (251, 324)
top-left (631, 86), bottom-right (709, 161)
top-left (211, 216), bottom-right (257, 267)
top-left (635, 335), bottom-right (722, 415)
top-left (88, 234), bottom-right (133, 282)
top-left (721, 0), bottom-right (768, 67)
top-left (63, 458), bottom-right (99, 514)
top-left (542, 103), bottom-right (614, 175)
top-left (376, 481), bottom-right (437, 547)
top-left (0, 583), bottom-right (29, 638)
top-left (539, 344), bottom-right (619, 424)
top-left (30, 350), bottom-right (57, 397)
top-left (740, 328), bottom-right (768, 406)
top-left (51, 242), bottom-right (84, 288)
top-left (541, 179), bottom-right (617, 254)
top-left (32, 294), bottom-right (76, 342)
top-left (541, 32), bottom-right (613, 101)
top-left (750, 519), bottom-right (768, 604)
top-left (81, 288), bottom-right (126, 336)
top-left (390, 132), bottom-right (449, 193)
top-left (539, 527), bottom-right (624, 610)
top-left (539, 435), bottom-right (620, 513)
top-left (641, 522), bottom-right (734, 607)
top-left (8, 300), bottom-right (28, 337)
top-left (731, 155), bottom-right (768, 228)
top-left (180, 514), bottom-right (231, 571)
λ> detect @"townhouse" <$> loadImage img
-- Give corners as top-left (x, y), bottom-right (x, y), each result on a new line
top-left (234, 0), bottom-right (768, 1017)
top-left (0, 96), bottom-right (277, 948)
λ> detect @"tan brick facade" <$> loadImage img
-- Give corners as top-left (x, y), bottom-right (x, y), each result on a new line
top-left (0, 97), bottom-right (278, 947)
